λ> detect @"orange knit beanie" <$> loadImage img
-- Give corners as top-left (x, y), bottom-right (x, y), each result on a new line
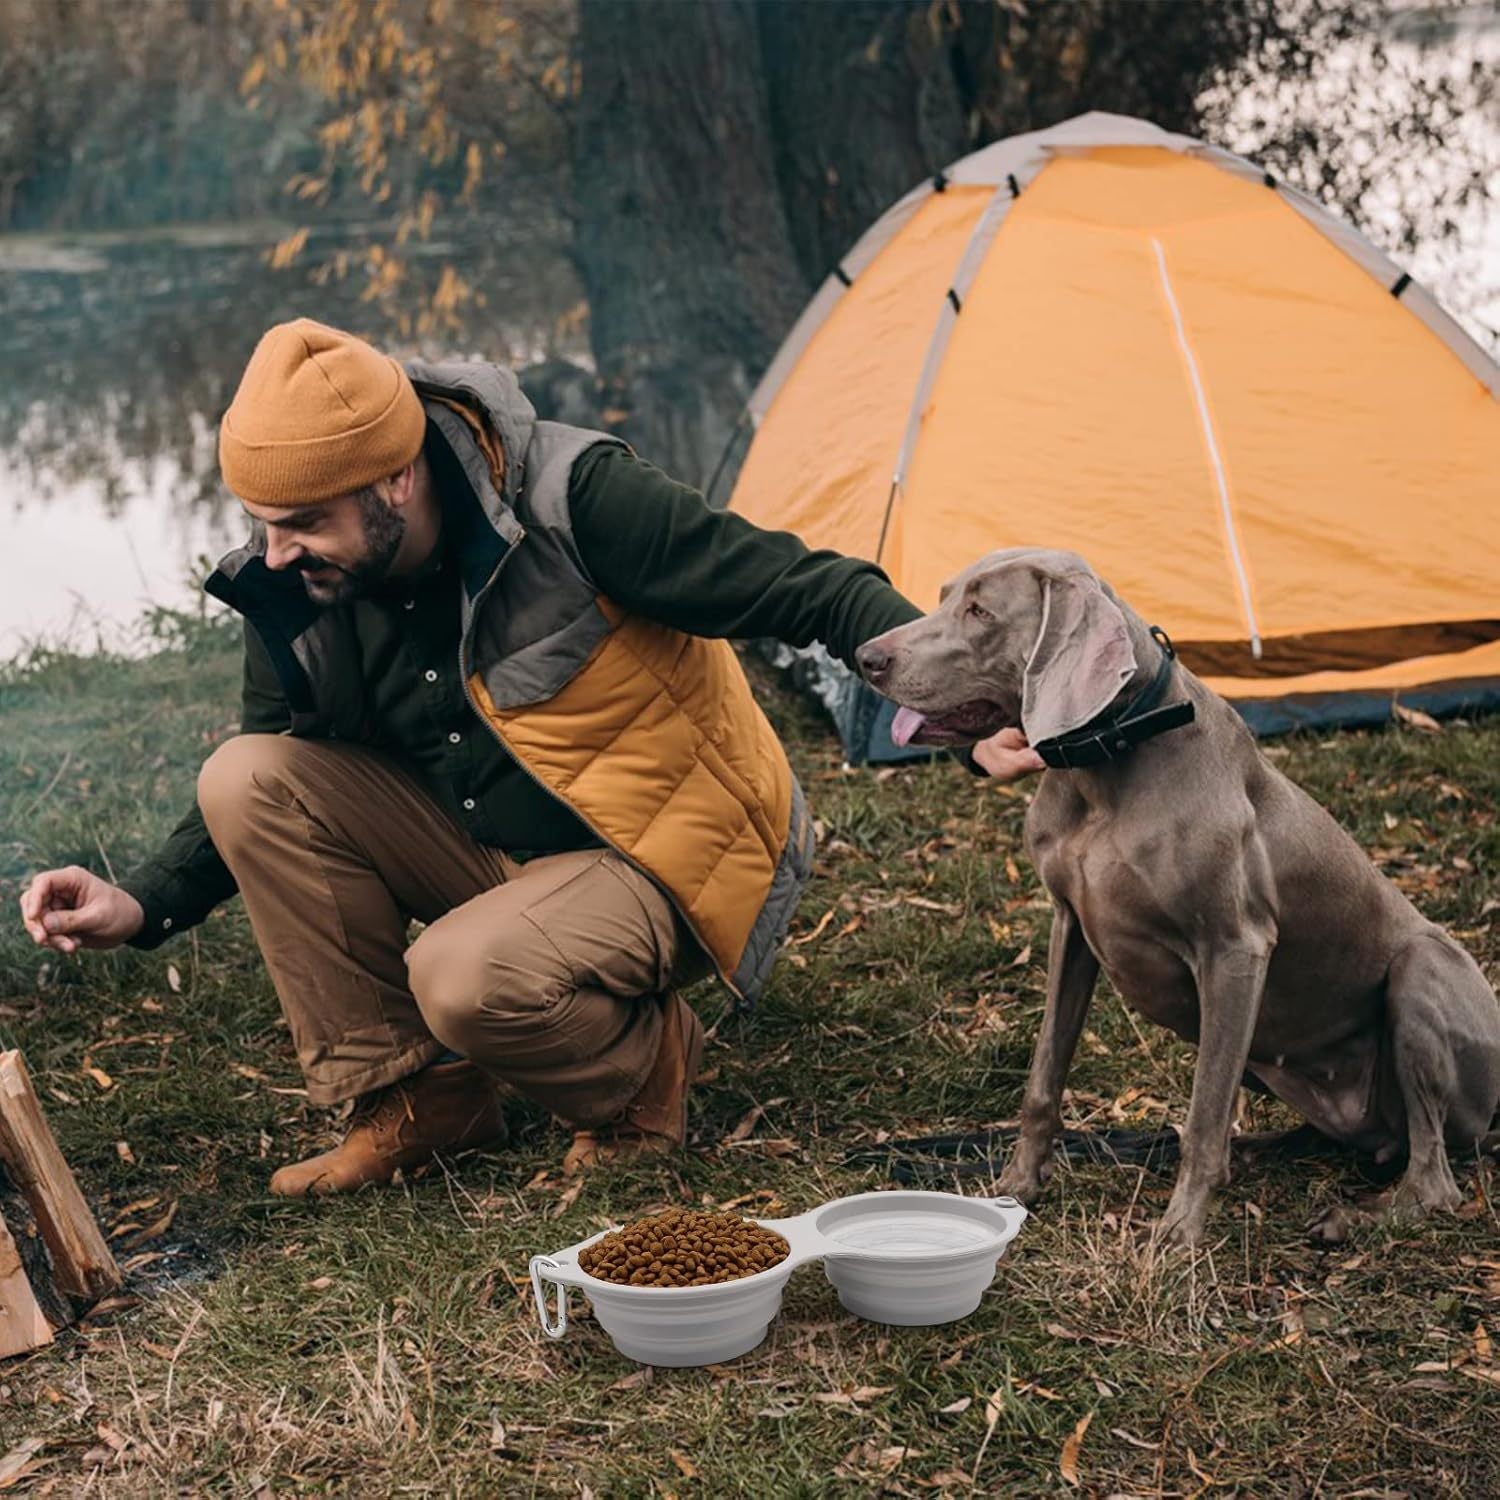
top-left (218, 318), bottom-right (426, 505)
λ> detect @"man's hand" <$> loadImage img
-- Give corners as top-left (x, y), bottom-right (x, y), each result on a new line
top-left (19, 867), bottom-right (144, 955)
top-left (970, 727), bottom-right (1046, 781)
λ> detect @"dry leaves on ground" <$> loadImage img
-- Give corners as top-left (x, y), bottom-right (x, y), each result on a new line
top-left (1059, 1411), bottom-right (1093, 1487)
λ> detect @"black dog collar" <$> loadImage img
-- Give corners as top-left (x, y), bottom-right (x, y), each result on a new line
top-left (1033, 626), bottom-right (1195, 770)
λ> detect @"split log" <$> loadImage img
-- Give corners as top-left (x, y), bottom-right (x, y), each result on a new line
top-left (0, 1207), bottom-right (51, 1358)
top-left (0, 1051), bottom-right (121, 1326)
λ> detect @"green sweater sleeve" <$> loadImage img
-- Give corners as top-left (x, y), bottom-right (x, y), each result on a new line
top-left (567, 446), bottom-right (921, 671)
top-left (118, 622), bottom-right (292, 949)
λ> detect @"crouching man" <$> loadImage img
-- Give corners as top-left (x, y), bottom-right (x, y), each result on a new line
top-left (20, 319), bottom-right (1040, 1195)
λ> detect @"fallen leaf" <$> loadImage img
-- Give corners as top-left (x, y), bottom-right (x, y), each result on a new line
top-left (610, 1367), bottom-right (654, 1391)
top-left (923, 1470), bottom-right (974, 1490)
top-left (1110, 1427), bottom-right (1161, 1451)
top-left (1044, 1322), bottom-right (1123, 1347)
top-left (488, 1412), bottom-right (519, 1459)
top-left (669, 1451), bottom-right (699, 1479)
top-left (1059, 1411), bottom-right (1092, 1487)
top-left (95, 1423), bottom-right (129, 1453)
top-left (716, 1189), bottom-right (782, 1213)
top-left (1475, 1322), bottom-right (1493, 1362)
top-left (115, 1140), bottom-right (135, 1165)
top-left (939, 1396), bottom-right (972, 1415)
top-left (1013, 1381), bottom-right (1065, 1401)
top-left (87, 1295), bottom-right (139, 1316)
top-left (982, 1386), bottom-right (1004, 1428)
top-left (1393, 701), bottom-right (1442, 734)
top-left (1009, 944), bottom-right (1032, 969)
top-left (111, 1195), bottom-right (161, 1223)
top-left (969, 1385), bottom-right (1006, 1484)
top-left (166, 963), bottom-right (182, 993)
top-left (83, 1062), bottom-right (114, 1090)
top-left (0, 1438), bottom-right (46, 1489)
top-left (850, 1385), bottom-right (894, 1403)
top-left (550, 1177), bottom-right (584, 1220)
top-left (903, 896), bottom-right (963, 915)
top-left (1004, 856), bottom-right (1021, 884)
top-left (141, 1341), bottom-right (178, 1362)
top-left (1277, 1304), bottom-right (1306, 1347)
top-left (1186, 1446), bottom-right (1219, 1486)
top-left (306, 1276), bottom-right (333, 1291)
top-left (724, 1104), bottom-right (765, 1144)
top-left (792, 908), bottom-right (836, 946)
top-left (120, 1199), bottom-right (178, 1250)
top-left (140, 997), bottom-right (164, 1013)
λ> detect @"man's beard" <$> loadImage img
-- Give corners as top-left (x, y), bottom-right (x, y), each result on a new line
top-left (295, 490), bottom-right (407, 606)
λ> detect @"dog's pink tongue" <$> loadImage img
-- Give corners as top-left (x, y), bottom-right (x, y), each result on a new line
top-left (890, 706), bottom-right (927, 748)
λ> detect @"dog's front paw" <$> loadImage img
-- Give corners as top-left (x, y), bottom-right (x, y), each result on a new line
top-left (1155, 1185), bottom-right (1213, 1247)
top-left (1391, 1171), bottom-right (1465, 1218)
top-left (996, 1159), bottom-right (1046, 1204)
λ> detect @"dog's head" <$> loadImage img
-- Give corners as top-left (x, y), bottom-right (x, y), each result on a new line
top-left (855, 548), bottom-right (1139, 748)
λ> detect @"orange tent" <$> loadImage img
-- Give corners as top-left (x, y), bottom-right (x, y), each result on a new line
top-left (729, 112), bottom-right (1500, 760)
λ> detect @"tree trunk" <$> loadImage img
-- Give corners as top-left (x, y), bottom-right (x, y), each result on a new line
top-left (757, 0), bottom-right (969, 288)
top-left (574, 0), bottom-right (808, 486)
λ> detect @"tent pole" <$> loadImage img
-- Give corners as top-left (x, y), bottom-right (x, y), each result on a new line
top-left (703, 409), bottom-right (751, 511)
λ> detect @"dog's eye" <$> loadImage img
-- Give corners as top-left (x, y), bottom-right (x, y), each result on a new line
top-left (966, 601), bottom-right (993, 622)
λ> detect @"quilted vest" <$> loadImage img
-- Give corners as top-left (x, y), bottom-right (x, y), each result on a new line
top-left (205, 359), bottom-right (813, 1002)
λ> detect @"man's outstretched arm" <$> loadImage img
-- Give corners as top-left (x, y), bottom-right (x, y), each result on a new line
top-left (568, 446), bottom-right (920, 670)
top-left (567, 446), bottom-right (1043, 778)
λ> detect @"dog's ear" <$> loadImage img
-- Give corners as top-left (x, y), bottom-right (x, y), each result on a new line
top-left (1021, 571), bottom-right (1138, 744)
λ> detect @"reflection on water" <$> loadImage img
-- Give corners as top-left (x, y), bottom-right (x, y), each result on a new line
top-left (0, 217), bottom-right (585, 656)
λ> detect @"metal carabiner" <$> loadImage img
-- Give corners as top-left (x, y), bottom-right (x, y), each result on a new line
top-left (529, 1255), bottom-right (569, 1339)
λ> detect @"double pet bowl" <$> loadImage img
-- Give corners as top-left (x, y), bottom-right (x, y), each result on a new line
top-left (529, 1190), bottom-right (1028, 1367)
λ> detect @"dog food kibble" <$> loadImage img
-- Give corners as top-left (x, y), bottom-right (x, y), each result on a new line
top-left (578, 1208), bottom-right (789, 1287)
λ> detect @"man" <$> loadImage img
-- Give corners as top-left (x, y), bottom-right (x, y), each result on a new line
top-left (19, 320), bottom-right (1039, 1196)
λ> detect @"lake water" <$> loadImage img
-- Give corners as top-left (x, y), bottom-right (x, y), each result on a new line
top-left (0, 215), bottom-right (586, 658)
top-left (1, 167), bottom-right (1495, 659)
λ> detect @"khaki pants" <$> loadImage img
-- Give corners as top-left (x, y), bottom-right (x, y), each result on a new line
top-left (197, 734), bottom-right (704, 1122)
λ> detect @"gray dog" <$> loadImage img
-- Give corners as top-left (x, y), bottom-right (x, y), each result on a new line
top-left (857, 547), bottom-right (1500, 1244)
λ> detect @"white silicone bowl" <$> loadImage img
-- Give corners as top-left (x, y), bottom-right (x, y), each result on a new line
top-left (812, 1190), bottom-right (1026, 1325)
top-left (529, 1190), bottom-right (1027, 1366)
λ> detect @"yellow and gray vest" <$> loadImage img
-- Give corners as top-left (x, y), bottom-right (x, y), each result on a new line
top-left (206, 359), bottom-right (813, 1002)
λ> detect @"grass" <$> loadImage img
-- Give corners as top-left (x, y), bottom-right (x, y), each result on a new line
top-left (0, 615), bottom-right (1497, 1496)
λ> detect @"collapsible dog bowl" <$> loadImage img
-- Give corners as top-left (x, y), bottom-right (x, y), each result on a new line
top-left (529, 1190), bottom-right (1026, 1367)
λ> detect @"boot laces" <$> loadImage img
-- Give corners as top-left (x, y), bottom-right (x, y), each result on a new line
top-left (352, 1080), bottom-right (416, 1136)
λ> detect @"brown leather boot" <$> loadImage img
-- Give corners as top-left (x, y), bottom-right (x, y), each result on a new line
top-left (269, 1059), bottom-right (507, 1197)
top-left (563, 994), bottom-right (705, 1175)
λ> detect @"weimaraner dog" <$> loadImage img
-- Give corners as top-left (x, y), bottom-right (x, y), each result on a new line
top-left (857, 547), bottom-right (1500, 1244)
